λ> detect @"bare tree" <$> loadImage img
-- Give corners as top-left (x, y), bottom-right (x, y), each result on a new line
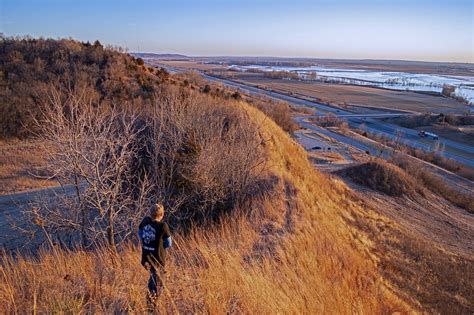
top-left (147, 85), bottom-right (267, 221)
top-left (27, 85), bottom-right (152, 249)
top-left (25, 82), bottom-right (268, 249)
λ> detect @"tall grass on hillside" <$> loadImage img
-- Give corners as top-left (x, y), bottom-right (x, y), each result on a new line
top-left (1, 105), bottom-right (409, 313)
top-left (337, 160), bottom-right (423, 197)
top-left (391, 155), bottom-right (474, 213)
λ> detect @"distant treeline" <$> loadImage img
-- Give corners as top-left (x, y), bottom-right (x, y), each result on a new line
top-left (263, 70), bottom-right (300, 80)
top-left (0, 35), bottom-right (164, 138)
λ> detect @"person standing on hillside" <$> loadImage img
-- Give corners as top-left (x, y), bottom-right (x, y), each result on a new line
top-left (138, 203), bottom-right (172, 304)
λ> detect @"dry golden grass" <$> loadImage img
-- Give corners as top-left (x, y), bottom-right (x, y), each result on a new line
top-left (390, 155), bottom-right (474, 213)
top-left (0, 104), bottom-right (410, 313)
top-left (0, 140), bottom-right (57, 195)
top-left (308, 151), bottom-right (347, 164)
top-left (337, 159), bottom-right (423, 197)
top-left (344, 182), bottom-right (474, 314)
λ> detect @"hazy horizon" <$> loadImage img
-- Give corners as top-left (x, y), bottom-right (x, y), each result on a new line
top-left (1, 0), bottom-right (473, 63)
top-left (132, 52), bottom-right (474, 65)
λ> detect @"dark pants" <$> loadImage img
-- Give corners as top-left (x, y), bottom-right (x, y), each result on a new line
top-left (148, 266), bottom-right (164, 297)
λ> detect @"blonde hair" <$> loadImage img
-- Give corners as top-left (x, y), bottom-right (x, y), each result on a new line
top-left (150, 203), bottom-right (165, 220)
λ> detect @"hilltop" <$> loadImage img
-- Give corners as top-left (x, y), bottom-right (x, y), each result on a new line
top-left (1, 38), bottom-right (473, 313)
top-left (0, 36), bottom-right (161, 138)
top-left (1, 99), bottom-right (408, 313)
top-left (0, 37), bottom-right (404, 313)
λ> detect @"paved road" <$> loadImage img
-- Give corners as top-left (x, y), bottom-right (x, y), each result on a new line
top-left (295, 117), bottom-right (474, 194)
top-left (0, 185), bottom-right (76, 251)
top-left (295, 117), bottom-right (386, 157)
top-left (307, 113), bottom-right (409, 119)
top-left (348, 118), bottom-right (474, 167)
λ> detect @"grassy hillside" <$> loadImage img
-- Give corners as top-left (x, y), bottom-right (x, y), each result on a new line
top-left (2, 37), bottom-right (472, 314)
top-left (0, 103), bottom-right (409, 313)
top-left (0, 37), bottom-right (409, 313)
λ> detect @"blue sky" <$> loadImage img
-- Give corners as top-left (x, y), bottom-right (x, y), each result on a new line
top-left (1, 0), bottom-right (473, 62)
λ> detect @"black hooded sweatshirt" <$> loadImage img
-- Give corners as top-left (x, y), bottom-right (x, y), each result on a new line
top-left (138, 216), bottom-right (171, 268)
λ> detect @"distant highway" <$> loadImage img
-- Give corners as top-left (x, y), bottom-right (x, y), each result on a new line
top-left (347, 118), bottom-right (474, 167)
top-left (196, 72), bottom-right (474, 169)
top-left (295, 116), bottom-right (474, 194)
top-left (307, 113), bottom-right (409, 119)
top-left (294, 117), bottom-right (379, 155)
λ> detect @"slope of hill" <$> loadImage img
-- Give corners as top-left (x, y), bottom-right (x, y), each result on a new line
top-left (3, 37), bottom-right (472, 314)
top-left (337, 161), bottom-right (474, 313)
top-left (0, 102), bottom-right (409, 313)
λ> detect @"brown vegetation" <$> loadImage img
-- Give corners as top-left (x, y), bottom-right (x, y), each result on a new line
top-left (3, 37), bottom-right (472, 314)
top-left (386, 113), bottom-right (474, 129)
top-left (351, 126), bottom-right (473, 211)
top-left (338, 152), bottom-right (473, 213)
top-left (24, 82), bottom-right (266, 249)
top-left (406, 147), bottom-right (474, 181)
top-left (263, 70), bottom-right (299, 80)
top-left (0, 102), bottom-right (409, 313)
top-left (171, 73), bottom-right (298, 133)
top-left (391, 155), bottom-right (474, 213)
top-left (0, 36), bottom-right (159, 138)
top-left (0, 38), bottom-right (411, 312)
top-left (337, 159), bottom-right (422, 197)
top-left (247, 98), bottom-right (298, 132)
top-left (441, 84), bottom-right (456, 97)
top-left (356, 127), bottom-right (474, 181)
top-left (312, 115), bottom-right (348, 128)
top-left (347, 195), bottom-right (474, 314)
top-left (0, 140), bottom-right (56, 194)
top-left (338, 158), bottom-right (474, 313)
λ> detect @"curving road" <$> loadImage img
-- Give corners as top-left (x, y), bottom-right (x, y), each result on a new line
top-left (197, 72), bottom-right (474, 169)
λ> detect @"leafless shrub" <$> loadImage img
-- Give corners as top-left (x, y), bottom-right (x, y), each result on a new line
top-left (263, 70), bottom-right (299, 80)
top-left (25, 83), bottom-right (268, 249)
top-left (245, 68), bottom-right (264, 74)
top-left (312, 115), bottom-right (345, 128)
top-left (173, 72), bottom-right (297, 133)
top-left (27, 85), bottom-right (152, 249)
top-left (337, 159), bottom-right (422, 197)
top-left (248, 99), bottom-right (298, 132)
top-left (147, 85), bottom-right (267, 223)
top-left (173, 71), bottom-right (204, 86)
top-left (441, 84), bottom-right (455, 97)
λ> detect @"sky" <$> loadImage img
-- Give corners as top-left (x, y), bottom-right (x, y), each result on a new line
top-left (1, 0), bottom-right (473, 63)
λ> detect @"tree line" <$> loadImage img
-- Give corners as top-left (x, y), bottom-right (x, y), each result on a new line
top-left (0, 35), bottom-right (160, 138)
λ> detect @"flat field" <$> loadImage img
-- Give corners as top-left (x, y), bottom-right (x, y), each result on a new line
top-left (0, 140), bottom-right (56, 195)
top-left (155, 60), bottom-right (223, 71)
top-left (233, 73), bottom-right (470, 114)
top-left (154, 60), bottom-right (470, 114)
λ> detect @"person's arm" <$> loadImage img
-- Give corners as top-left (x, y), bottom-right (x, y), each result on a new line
top-left (138, 228), bottom-right (143, 242)
top-left (163, 236), bottom-right (172, 248)
top-left (163, 223), bottom-right (172, 249)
